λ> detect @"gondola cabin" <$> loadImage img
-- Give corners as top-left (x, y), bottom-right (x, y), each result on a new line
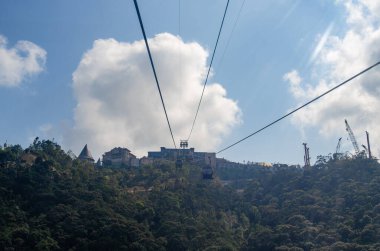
top-left (202, 165), bottom-right (213, 179)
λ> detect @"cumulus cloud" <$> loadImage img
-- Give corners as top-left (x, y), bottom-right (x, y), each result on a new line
top-left (283, 70), bottom-right (305, 99)
top-left (67, 33), bottom-right (241, 158)
top-left (0, 34), bottom-right (46, 87)
top-left (283, 0), bottom-right (380, 152)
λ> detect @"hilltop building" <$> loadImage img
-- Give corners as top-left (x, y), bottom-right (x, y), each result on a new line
top-left (102, 147), bottom-right (137, 167)
top-left (148, 147), bottom-right (216, 168)
top-left (140, 156), bottom-right (154, 166)
top-left (78, 144), bottom-right (95, 163)
top-left (96, 158), bottom-right (102, 167)
top-left (216, 158), bottom-right (273, 169)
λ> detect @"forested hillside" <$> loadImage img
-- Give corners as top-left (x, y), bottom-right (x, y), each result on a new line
top-left (1, 140), bottom-right (380, 250)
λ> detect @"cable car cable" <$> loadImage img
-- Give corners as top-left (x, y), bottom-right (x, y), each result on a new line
top-left (133, 0), bottom-right (177, 148)
top-left (215, 0), bottom-right (246, 72)
top-left (187, 0), bottom-right (231, 141)
top-left (217, 61), bottom-right (380, 154)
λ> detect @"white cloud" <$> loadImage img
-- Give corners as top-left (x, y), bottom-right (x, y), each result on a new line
top-left (283, 70), bottom-right (305, 99)
top-left (0, 34), bottom-right (46, 87)
top-left (284, 0), bottom-right (380, 153)
top-left (309, 22), bottom-right (334, 64)
top-left (67, 33), bottom-right (241, 158)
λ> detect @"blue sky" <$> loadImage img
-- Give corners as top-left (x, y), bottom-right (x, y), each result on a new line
top-left (1, 0), bottom-right (379, 165)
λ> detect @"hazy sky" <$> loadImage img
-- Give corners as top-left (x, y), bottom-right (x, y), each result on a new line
top-left (1, 0), bottom-right (380, 165)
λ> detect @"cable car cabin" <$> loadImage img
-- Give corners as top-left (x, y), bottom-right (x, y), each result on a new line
top-left (176, 159), bottom-right (183, 168)
top-left (202, 165), bottom-right (213, 179)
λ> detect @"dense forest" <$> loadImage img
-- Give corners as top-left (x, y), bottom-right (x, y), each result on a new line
top-left (1, 139), bottom-right (380, 250)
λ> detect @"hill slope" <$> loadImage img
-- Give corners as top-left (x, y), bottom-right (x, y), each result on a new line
top-left (1, 140), bottom-right (380, 250)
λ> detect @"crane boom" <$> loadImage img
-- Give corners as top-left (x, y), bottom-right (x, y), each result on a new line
top-left (335, 137), bottom-right (342, 154)
top-left (366, 131), bottom-right (372, 159)
top-left (345, 119), bottom-right (360, 154)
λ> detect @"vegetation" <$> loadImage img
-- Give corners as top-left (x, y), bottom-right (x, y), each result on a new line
top-left (1, 139), bottom-right (380, 250)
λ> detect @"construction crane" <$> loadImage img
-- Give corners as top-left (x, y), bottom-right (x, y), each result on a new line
top-left (335, 137), bottom-right (342, 154)
top-left (333, 137), bottom-right (342, 160)
top-left (345, 119), bottom-right (360, 155)
top-left (362, 144), bottom-right (368, 156)
top-left (361, 133), bottom-right (373, 159)
top-left (366, 131), bottom-right (372, 159)
top-left (303, 143), bottom-right (311, 167)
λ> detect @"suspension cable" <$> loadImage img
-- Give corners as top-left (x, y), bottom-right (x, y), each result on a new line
top-left (215, 0), bottom-right (246, 72)
top-left (217, 61), bottom-right (380, 154)
top-left (187, 0), bottom-right (231, 141)
top-left (133, 0), bottom-right (177, 148)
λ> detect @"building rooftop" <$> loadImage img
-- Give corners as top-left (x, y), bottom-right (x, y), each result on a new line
top-left (78, 144), bottom-right (94, 162)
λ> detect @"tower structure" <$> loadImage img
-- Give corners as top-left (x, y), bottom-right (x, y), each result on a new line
top-left (180, 140), bottom-right (188, 149)
top-left (175, 140), bottom-right (189, 169)
top-left (303, 143), bottom-right (310, 167)
top-left (78, 144), bottom-right (95, 163)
